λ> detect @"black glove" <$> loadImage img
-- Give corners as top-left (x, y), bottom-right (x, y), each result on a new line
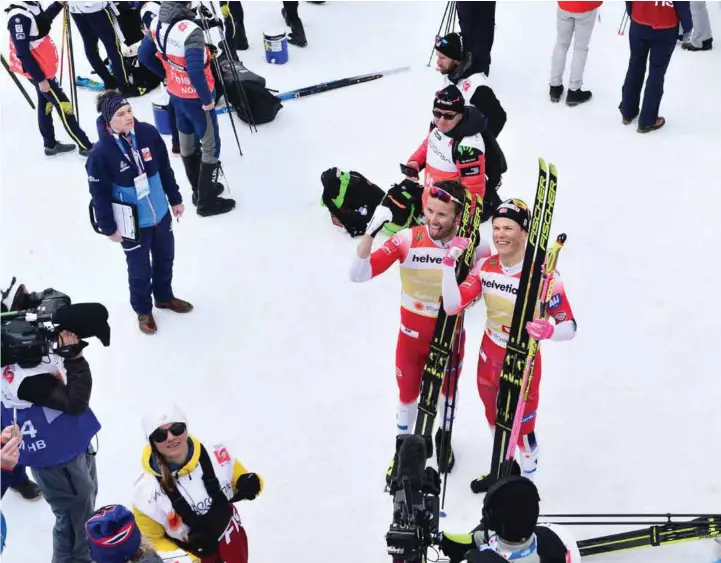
top-left (231, 473), bottom-right (261, 501)
top-left (438, 532), bottom-right (475, 563)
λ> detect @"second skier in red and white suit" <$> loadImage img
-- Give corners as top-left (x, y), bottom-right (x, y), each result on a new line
top-left (351, 180), bottom-right (491, 476)
top-left (441, 199), bottom-right (577, 491)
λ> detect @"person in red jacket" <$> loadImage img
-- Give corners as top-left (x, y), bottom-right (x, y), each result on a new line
top-left (406, 85), bottom-right (487, 214)
top-left (619, 1), bottom-right (693, 133)
top-left (548, 1), bottom-right (602, 106)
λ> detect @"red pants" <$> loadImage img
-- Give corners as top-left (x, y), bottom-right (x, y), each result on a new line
top-left (477, 334), bottom-right (542, 437)
top-left (395, 323), bottom-right (465, 404)
top-left (201, 508), bottom-right (249, 563)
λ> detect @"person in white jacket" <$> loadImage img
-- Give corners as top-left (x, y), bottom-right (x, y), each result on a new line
top-left (132, 405), bottom-right (262, 563)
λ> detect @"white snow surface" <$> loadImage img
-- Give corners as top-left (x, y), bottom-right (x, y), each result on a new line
top-left (2, 1), bottom-right (721, 562)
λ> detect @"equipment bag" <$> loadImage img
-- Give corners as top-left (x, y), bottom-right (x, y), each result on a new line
top-left (217, 58), bottom-right (282, 125)
top-left (321, 168), bottom-right (385, 237)
top-left (380, 179), bottom-right (425, 235)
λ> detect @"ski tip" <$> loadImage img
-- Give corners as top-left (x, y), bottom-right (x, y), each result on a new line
top-left (549, 162), bottom-right (558, 176)
top-left (538, 157), bottom-right (547, 170)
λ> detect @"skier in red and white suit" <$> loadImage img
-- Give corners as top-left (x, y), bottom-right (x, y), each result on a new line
top-left (441, 199), bottom-right (577, 492)
top-left (351, 180), bottom-right (491, 476)
top-left (405, 85), bottom-right (487, 213)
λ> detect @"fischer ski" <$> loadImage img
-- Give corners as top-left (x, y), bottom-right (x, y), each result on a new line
top-left (471, 158), bottom-right (559, 493)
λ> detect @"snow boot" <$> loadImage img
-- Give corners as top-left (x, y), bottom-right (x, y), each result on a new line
top-left (682, 38), bottom-right (712, 51)
top-left (470, 459), bottom-right (521, 494)
top-left (549, 85), bottom-right (563, 103)
top-left (155, 298), bottom-right (194, 313)
top-left (44, 142), bottom-right (76, 157)
top-left (435, 427), bottom-right (455, 474)
top-left (282, 8), bottom-right (307, 47)
top-left (637, 116), bottom-right (666, 134)
top-left (181, 151), bottom-right (223, 206)
top-left (566, 88), bottom-right (592, 107)
top-left (197, 162), bottom-right (236, 217)
top-left (10, 480), bottom-right (42, 500)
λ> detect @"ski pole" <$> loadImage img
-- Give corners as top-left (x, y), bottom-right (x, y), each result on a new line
top-left (60, 9), bottom-right (66, 87)
top-left (501, 234), bottom-right (566, 475)
top-left (618, 10), bottom-right (629, 36)
top-left (1, 54), bottom-right (36, 110)
top-left (64, 6), bottom-right (80, 122)
top-left (197, 3), bottom-right (243, 156)
top-left (427, 1), bottom-right (452, 67)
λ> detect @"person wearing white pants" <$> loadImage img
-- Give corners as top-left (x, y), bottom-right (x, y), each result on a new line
top-left (682, 1), bottom-right (713, 51)
top-left (549, 1), bottom-right (602, 106)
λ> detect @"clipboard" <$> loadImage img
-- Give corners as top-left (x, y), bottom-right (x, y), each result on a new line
top-left (88, 199), bottom-right (140, 243)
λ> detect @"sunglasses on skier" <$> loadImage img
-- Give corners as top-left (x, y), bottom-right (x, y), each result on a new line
top-left (430, 186), bottom-right (463, 206)
top-left (150, 422), bottom-right (187, 443)
top-left (432, 110), bottom-right (459, 120)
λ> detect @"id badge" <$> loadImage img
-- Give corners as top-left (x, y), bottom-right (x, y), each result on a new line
top-left (134, 172), bottom-right (150, 199)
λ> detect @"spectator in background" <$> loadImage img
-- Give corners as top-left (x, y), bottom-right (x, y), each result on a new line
top-left (549, 1), bottom-right (602, 106)
top-left (85, 505), bottom-right (166, 563)
top-left (455, 2), bottom-right (496, 76)
top-left (86, 91), bottom-right (193, 335)
top-left (619, 1), bottom-right (692, 133)
top-left (682, 1), bottom-right (713, 51)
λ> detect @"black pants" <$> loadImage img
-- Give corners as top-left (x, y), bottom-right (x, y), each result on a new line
top-left (456, 2), bottom-right (496, 76)
top-left (34, 78), bottom-right (92, 150)
top-left (71, 8), bottom-right (129, 88)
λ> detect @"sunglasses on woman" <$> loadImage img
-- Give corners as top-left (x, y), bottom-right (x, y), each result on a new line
top-left (430, 186), bottom-right (463, 205)
top-left (432, 110), bottom-right (458, 120)
top-left (150, 422), bottom-right (187, 443)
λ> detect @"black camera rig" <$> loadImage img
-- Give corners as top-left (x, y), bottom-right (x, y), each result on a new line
top-left (1, 287), bottom-right (110, 368)
top-left (386, 434), bottom-right (441, 562)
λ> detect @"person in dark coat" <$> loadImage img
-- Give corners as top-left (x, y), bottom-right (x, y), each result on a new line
top-left (86, 91), bottom-right (193, 335)
top-left (619, 1), bottom-right (692, 133)
top-left (455, 2), bottom-right (496, 77)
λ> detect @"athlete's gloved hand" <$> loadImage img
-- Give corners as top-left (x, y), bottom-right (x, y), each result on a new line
top-left (442, 236), bottom-right (470, 267)
top-left (230, 473), bottom-right (262, 501)
top-left (366, 205), bottom-right (393, 237)
top-left (438, 531), bottom-right (474, 563)
top-left (525, 318), bottom-right (554, 340)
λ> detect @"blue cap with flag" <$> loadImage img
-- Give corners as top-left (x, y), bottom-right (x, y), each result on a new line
top-left (85, 505), bottom-right (141, 563)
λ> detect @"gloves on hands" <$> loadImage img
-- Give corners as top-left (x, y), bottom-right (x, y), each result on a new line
top-left (525, 318), bottom-right (554, 340)
top-left (230, 473), bottom-right (262, 502)
top-left (366, 205), bottom-right (393, 237)
top-left (442, 236), bottom-right (471, 267)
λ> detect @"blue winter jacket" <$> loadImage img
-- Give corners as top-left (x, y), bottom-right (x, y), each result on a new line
top-left (86, 117), bottom-right (182, 234)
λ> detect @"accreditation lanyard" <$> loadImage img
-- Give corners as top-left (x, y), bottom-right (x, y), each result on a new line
top-left (114, 130), bottom-right (150, 199)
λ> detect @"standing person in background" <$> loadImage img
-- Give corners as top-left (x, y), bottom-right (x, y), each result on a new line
top-left (87, 91), bottom-right (193, 335)
top-left (221, 1), bottom-right (248, 53)
top-left (682, 1), bottom-right (713, 51)
top-left (139, 1), bottom-right (236, 217)
top-left (5, 1), bottom-right (94, 157)
top-left (548, 1), bottom-right (602, 106)
top-left (455, 2), bottom-right (496, 76)
top-left (133, 405), bottom-right (263, 563)
top-left (619, 1), bottom-right (692, 133)
top-left (69, 2), bottom-right (142, 96)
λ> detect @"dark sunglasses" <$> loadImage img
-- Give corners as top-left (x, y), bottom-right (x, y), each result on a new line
top-left (430, 186), bottom-right (462, 205)
top-left (150, 422), bottom-right (187, 443)
top-left (432, 110), bottom-right (458, 120)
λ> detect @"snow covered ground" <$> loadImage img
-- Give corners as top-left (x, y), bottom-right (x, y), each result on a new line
top-left (2, 1), bottom-right (720, 562)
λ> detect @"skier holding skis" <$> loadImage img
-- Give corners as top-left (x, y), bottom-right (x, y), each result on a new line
top-left (440, 199), bottom-right (577, 492)
top-left (350, 180), bottom-right (491, 480)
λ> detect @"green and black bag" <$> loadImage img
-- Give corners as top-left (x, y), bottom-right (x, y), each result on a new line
top-left (380, 179), bottom-right (425, 235)
top-left (321, 168), bottom-right (385, 237)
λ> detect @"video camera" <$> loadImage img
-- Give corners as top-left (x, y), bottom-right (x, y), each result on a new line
top-left (386, 434), bottom-right (441, 561)
top-left (1, 287), bottom-right (111, 368)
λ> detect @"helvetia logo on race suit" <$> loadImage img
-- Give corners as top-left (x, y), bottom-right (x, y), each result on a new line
top-left (411, 254), bottom-right (443, 264)
top-left (482, 278), bottom-right (518, 294)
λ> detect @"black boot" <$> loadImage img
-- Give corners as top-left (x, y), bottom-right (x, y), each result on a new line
top-left (11, 480), bottom-right (43, 500)
top-left (549, 84), bottom-right (563, 103)
top-left (434, 427), bottom-right (455, 474)
top-left (44, 142), bottom-right (76, 157)
top-left (566, 88), bottom-right (592, 107)
top-left (470, 459), bottom-right (521, 494)
top-left (236, 27), bottom-right (249, 50)
top-left (181, 151), bottom-right (223, 206)
top-left (282, 8), bottom-right (307, 47)
top-left (197, 161), bottom-right (236, 217)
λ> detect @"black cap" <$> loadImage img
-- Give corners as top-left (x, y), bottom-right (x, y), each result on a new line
top-left (435, 32), bottom-right (463, 61)
top-left (493, 199), bottom-right (531, 231)
top-left (434, 85), bottom-right (465, 114)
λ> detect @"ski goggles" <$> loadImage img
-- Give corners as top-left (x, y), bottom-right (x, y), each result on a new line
top-left (432, 110), bottom-right (459, 120)
top-left (150, 422), bottom-right (187, 443)
top-left (430, 186), bottom-right (463, 205)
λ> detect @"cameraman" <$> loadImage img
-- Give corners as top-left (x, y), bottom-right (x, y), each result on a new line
top-left (1, 282), bottom-right (101, 563)
top-left (438, 477), bottom-right (581, 563)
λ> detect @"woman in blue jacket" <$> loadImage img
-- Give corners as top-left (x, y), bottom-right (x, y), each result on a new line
top-left (87, 91), bottom-right (193, 335)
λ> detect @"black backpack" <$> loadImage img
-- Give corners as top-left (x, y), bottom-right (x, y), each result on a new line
top-left (217, 58), bottom-right (282, 125)
top-left (321, 168), bottom-right (385, 237)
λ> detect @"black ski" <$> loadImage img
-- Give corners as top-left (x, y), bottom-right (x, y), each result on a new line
top-left (472, 159), bottom-right (558, 493)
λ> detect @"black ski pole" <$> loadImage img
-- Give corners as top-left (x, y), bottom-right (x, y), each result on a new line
top-left (1, 54), bottom-right (36, 110)
top-left (64, 6), bottom-right (80, 122)
top-left (198, 7), bottom-right (243, 156)
top-left (439, 315), bottom-right (463, 514)
top-left (445, 2), bottom-right (457, 36)
top-left (207, 1), bottom-right (257, 133)
top-left (427, 1), bottom-right (452, 66)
